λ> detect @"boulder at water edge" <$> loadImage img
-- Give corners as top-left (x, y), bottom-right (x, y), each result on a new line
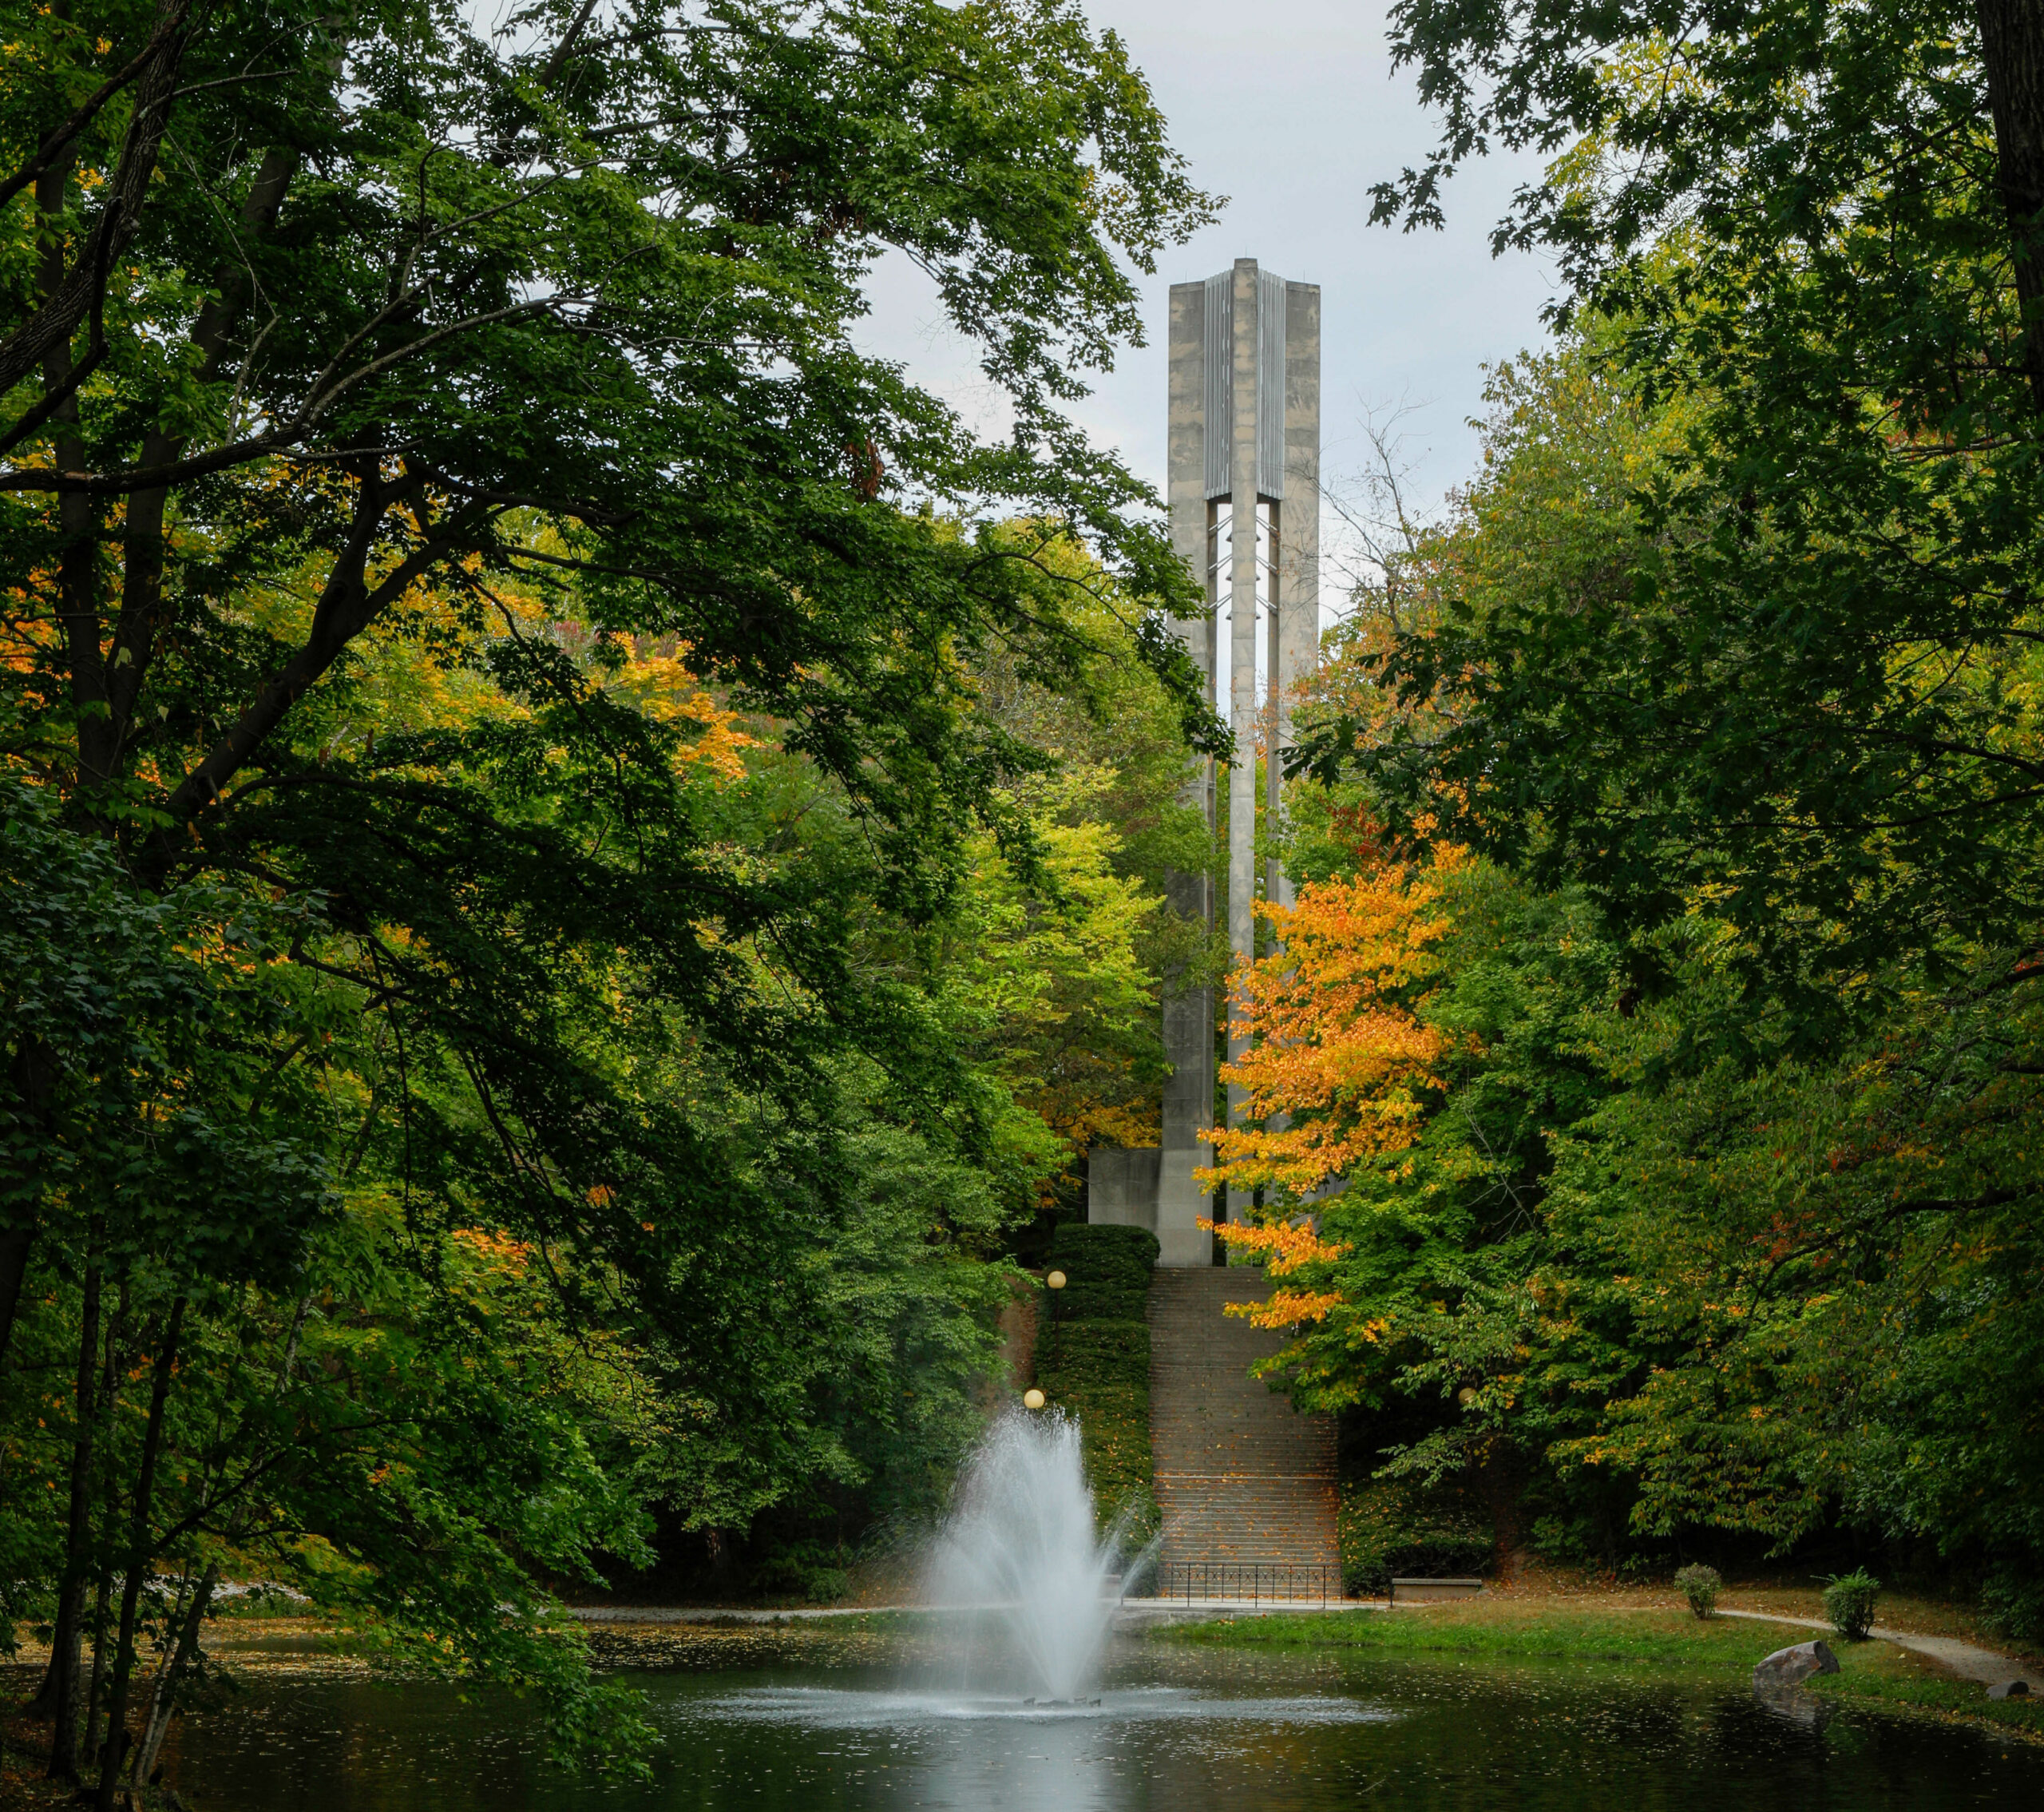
top-left (1752, 1640), bottom-right (1840, 1690)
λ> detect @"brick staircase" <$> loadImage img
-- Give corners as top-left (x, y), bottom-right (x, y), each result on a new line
top-left (1147, 1267), bottom-right (1339, 1572)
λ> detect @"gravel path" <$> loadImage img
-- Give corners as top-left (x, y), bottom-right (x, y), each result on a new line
top-left (1717, 1607), bottom-right (2030, 1686)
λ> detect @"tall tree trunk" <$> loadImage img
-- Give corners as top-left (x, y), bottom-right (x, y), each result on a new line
top-left (81, 1536), bottom-right (113, 1766)
top-left (0, 0), bottom-right (191, 401)
top-left (44, 1239), bottom-right (103, 1781)
top-left (1979, 1), bottom-right (2044, 415)
top-left (81, 1290), bottom-right (125, 1768)
top-left (1476, 1439), bottom-right (1527, 1582)
top-left (0, 1037), bottom-right (57, 1374)
top-left (127, 1563), bottom-right (216, 1794)
top-left (94, 1295), bottom-right (184, 1812)
top-left (30, 146), bottom-right (112, 800)
top-left (0, 1222), bottom-right (30, 1376)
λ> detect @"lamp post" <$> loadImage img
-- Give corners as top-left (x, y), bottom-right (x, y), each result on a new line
top-left (1046, 1268), bottom-right (1066, 1370)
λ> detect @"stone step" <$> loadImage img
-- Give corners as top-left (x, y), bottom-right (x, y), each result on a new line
top-left (1147, 1265), bottom-right (1339, 1576)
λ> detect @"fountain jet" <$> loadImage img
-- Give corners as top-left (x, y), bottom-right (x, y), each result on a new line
top-left (925, 1409), bottom-right (1144, 1703)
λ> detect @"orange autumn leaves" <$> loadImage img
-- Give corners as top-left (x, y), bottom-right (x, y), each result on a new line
top-left (1196, 843), bottom-right (1471, 1321)
top-left (1200, 1217), bottom-right (1356, 1328)
top-left (1202, 841), bottom-right (1468, 1195)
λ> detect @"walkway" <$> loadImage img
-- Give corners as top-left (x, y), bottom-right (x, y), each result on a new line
top-left (1717, 1607), bottom-right (2031, 1687)
top-left (1147, 1267), bottom-right (1340, 1572)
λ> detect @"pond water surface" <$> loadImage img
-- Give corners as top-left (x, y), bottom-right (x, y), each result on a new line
top-left (157, 1627), bottom-right (2042, 1810)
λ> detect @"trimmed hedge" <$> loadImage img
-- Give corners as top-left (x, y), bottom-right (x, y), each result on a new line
top-left (1036, 1223), bottom-right (1158, 1537)
top-left (1038, 1318), bottom-right (1148, 1387)
top-left (1044, 1223), bottom-right (1158, 1321)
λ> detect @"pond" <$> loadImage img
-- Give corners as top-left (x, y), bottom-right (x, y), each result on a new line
top-left (153, 1623), bottom-right (2041, 1810)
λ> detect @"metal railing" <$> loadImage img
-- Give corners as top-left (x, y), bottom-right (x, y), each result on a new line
top-left (1138, 1560), bottom-right (1336, 1606)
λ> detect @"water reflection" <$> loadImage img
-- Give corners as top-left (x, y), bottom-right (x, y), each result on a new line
top-left (688, 1684), bottom-right (1391, 1812)
top-left (154, 1638), bottom-right (2043, 1811)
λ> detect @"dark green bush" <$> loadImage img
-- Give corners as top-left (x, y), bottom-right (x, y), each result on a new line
top-left (750, 1540), bottom-right (851, 1605)
top-left (1337, 1480), bottom-right (1491, 1596)
top-left (1048, 1222), bottom-right (1159, 1273)
top-left (1983, 1568), bottom-right (2044, 1649)
top-left (1036, 1223), bottom-right (1156, 1535)
top-left (1044, 1223), bottom-right (1159, 1322)
top-left (1674, 1562), bottom-right (1722, 1620)
top-left (1039, 1318), bottom-right (1149, 1388)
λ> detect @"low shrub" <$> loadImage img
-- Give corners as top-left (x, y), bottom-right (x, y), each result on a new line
top-left (1038, 1318), bottom-right (1149, 1387)
top-left (1337, 1480), bottom-right (1491, 1597)
top-left (1982, 1568), bottom-right (2044, 1650)
top-left (1823, 1568), bottom-right (1881, 1641)
top-left (751, 1540), bottom-right (852, 1605)
top-left (1674, 1563), bottom-right (1721, 1620)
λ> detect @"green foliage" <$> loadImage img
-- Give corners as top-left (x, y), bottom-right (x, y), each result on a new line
top-left (1824, 1569), bottom-right (1882, 1643)
top-left (1808, 1652), bottom-right (2044, 1741)
top-left (1044, 1223), bottom-right (1160, 1320)
top-left (1674, 1564), bottom-right (1721, 1621)
top-left (1981, 1572), bottom-right (2044, 1651)
top-left (1042, 1318), bottom-right (1151, 1386)
top-left (1233, 855), bottom-right (1649, 1568)
top-left (953, 529), bottom-right (1220, 1167)
top-left (0, 0), bottom-right (1220, 1789)
top-left (1337, 1480), bottom-right (1491, 1597)
top-left (1309, 2), bottom-right (2044, 1025)
top-left (1260, 188), bottom-right (2044, 1606)
top-left (1168, 1602), bottom-right (1777, 1673)
top-left (748, 1541), bottom-right (853, 1608)
top-left (1034, 1223), bottom-right (1156, 1530)
top-left (1180, 1600), bottom-right (2044, 1737)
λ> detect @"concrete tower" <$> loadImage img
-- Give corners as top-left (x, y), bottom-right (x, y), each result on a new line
top-left (1088, 260), bottom-right (1320, 1264)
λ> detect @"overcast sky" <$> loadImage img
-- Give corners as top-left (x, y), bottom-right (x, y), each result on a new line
top-left (856, 0), bottom-right (1559, 632)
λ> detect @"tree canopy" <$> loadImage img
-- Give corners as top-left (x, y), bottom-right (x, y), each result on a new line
top-left (1231, 0), bottom-right (2044, 1627)
top-left (0, 1), bottom-right (1221, 1797)
top-left (1302, 1), bottom-right (2044, 1021)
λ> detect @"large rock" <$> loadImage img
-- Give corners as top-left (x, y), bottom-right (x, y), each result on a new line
top-left (1987, 1679), bottom-right (2030, 1701)
top-left (1753, 1640), bottom-right (1840, 1690)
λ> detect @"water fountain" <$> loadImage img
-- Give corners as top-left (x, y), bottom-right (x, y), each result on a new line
top-left (683, 1403), bottom-right (1376, 1812)
top-left (925, 1407), bottom-right (1143, 1702)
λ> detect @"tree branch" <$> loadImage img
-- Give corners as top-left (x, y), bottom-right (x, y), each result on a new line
top-left (161, 477), bottom-right (486, 827)
top-left (0, 0), bottom-right (192, 401)
top-left (0, 0), bottom-right (194, 219)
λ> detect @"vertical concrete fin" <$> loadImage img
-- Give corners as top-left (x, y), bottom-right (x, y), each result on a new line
top-left (1202, 272), bottom-right (1232, 502)
top-left (1225, 260), bottom-right (1262, 1237)
top-left (1257, 265), bottom-right (1287, 501)
top-left (1150, 279), bottom-right (1218, 1267)
top-left (1276, 280), bottom-right (1321, 918)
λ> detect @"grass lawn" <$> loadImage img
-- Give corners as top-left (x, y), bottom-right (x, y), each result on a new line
top-left (1163, 1596), bottom-right (2044, 1743)
top-left (1167, 1598), bottom-right (1776, 1674)
top-left (1806, 1640), bottom-right (2044, 1741)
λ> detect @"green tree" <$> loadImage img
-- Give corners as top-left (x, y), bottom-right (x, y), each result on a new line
top-left (0, 0), bottom-right (1223, 1793)
top-left (1273, 319), bottom-right (2044, 1624)
top-left (1305, 2), bottom-right (2044, 1013)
